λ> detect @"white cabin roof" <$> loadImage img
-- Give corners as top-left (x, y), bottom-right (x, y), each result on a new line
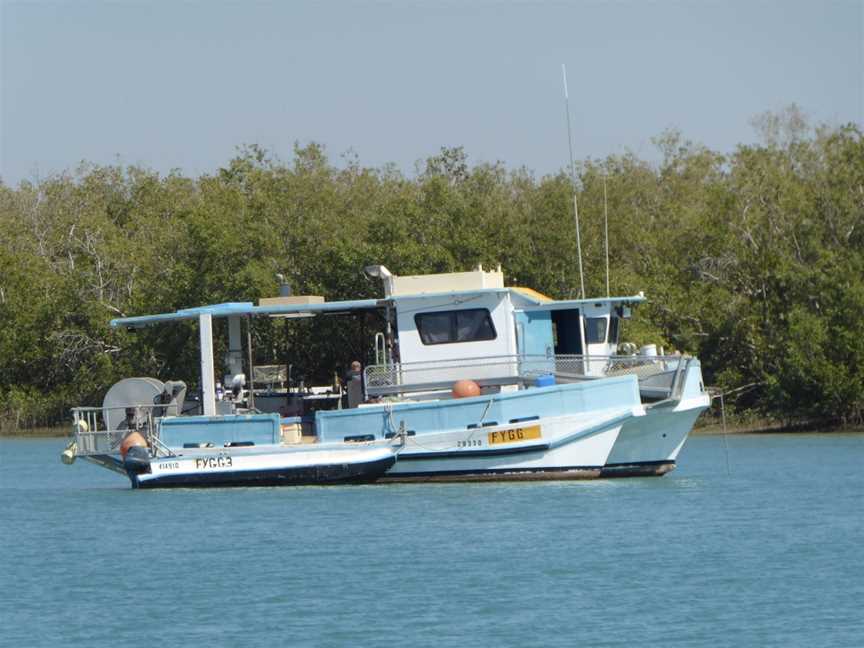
top-left (389, 266), bottom-right (504, 296)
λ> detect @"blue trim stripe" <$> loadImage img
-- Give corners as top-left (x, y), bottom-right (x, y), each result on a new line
top-left (398, 442), bottom-right (549, 460)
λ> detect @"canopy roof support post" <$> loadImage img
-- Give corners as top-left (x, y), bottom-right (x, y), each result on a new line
top-left (199, 313), bottom-right (217, 416)
top-left (246, 316), bottom-right (255, 410)
top-left (385, 305), bottom-right (394, 366)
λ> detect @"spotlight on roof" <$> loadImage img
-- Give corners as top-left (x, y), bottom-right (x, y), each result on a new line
top-left (364, 265), bottom-right (389, 278)
top-left (363, 265), bottom-right (394, 296)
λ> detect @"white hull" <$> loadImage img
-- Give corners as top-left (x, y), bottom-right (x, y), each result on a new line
top-left (381, 403), bottom-right (709, 482)
top-left (385, 433), bottom-right (620, 480)
top-left (128, 444), bottom-right (397, 489)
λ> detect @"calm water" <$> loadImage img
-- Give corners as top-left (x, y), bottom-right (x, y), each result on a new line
top-left (1, 433), bottom-right (862, 647)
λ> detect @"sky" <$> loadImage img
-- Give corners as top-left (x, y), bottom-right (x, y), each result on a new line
top-left (1, 0), bottom-right (862, 185)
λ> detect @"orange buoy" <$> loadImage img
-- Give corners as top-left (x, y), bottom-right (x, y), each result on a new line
top-left (452, 380), bottom-right (481, 399)
top-left (120, 431), bottom-right (147, 458)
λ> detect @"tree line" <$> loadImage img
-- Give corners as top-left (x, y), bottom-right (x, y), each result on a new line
top-left (1, 108), bottom-right (862, 432)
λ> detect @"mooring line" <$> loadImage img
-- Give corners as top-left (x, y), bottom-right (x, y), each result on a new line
top-left (719, 391), bottom-right (731, 476)
top-left (709, 388), bottom-right (732, 476)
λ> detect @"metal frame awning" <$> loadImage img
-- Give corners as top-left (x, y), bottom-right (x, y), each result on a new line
top-left (111, 298), bottom-right (388, 329)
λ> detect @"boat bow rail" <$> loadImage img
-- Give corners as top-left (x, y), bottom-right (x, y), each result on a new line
top-left (554, 354), bottom-right (695, 401)
top-left (364, 353), bottom-right (695, 402)
top-left (70, 405), bottom-right (173, 458)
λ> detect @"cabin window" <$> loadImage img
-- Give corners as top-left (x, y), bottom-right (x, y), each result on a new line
top-left (415, 312), bottom-right (452, 344)
top-left (584, 317), bottom-right (608, 344)
top-left (415, 309), bottom-right (497, 345)
top-left (609, 317), bottom-right (620, 346)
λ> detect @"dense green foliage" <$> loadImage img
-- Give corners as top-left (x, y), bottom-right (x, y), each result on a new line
top-left (1, 111), bottom-right (862, 431)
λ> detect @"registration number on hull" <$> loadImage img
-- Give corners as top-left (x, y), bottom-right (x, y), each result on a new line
top-left (195, 455), bottom-right (233, 469)
top-left (488, 425), bottom-right (542, 445)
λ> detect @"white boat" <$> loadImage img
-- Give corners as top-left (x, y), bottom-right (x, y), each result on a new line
top-left (64, 265), bottom-right (710, 488)
top-left (123, 439), bottom-right (399, 489)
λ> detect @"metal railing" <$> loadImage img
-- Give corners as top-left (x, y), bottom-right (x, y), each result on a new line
top-left (365, 355), bottom-right (522, 395)
top-left (550, 353), bottom-right (686, 376)
top-left (70, 404), bottom-right (169, 457)
top-left (364, 353), bottom-right (693, 401)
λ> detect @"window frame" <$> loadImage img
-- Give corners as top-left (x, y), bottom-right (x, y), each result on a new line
top-left (608, 316), bottom-right (620, 346)
top-left (584, 316), bottom-right (609, 345)
top-left (414, 308), bottom-right (498, 346)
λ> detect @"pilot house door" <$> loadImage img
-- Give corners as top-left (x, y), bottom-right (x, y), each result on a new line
top-left (514, 311), bottom-right (554, 377)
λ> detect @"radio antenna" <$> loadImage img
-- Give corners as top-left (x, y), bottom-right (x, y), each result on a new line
top-left (603, 171), bottom-right (610, 297)
top-left (561, 64), bottom-right (585, 299)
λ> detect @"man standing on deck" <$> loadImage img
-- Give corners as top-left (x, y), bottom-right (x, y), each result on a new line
top-left (345, 360), bottom-right (363, 408)
top-left (345, 360), bottom-right (362, 383)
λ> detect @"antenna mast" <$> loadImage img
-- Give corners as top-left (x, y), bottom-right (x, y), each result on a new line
top-left (562, 64), bottom-right (585, 299)
top-left (603, 172), bottom-right (610, 297)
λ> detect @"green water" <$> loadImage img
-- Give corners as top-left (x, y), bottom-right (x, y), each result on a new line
top-left (1, 433), bottom-right (862, 647)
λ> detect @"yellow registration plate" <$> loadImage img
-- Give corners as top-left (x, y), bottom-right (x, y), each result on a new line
top-left (488, 425), bottom-right (542, 445)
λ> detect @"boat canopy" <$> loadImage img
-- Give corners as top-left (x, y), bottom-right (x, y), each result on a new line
top-left (111, 298), bottom-right (387, 329)
top-left (110, 289), bottom-right (647, 329)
